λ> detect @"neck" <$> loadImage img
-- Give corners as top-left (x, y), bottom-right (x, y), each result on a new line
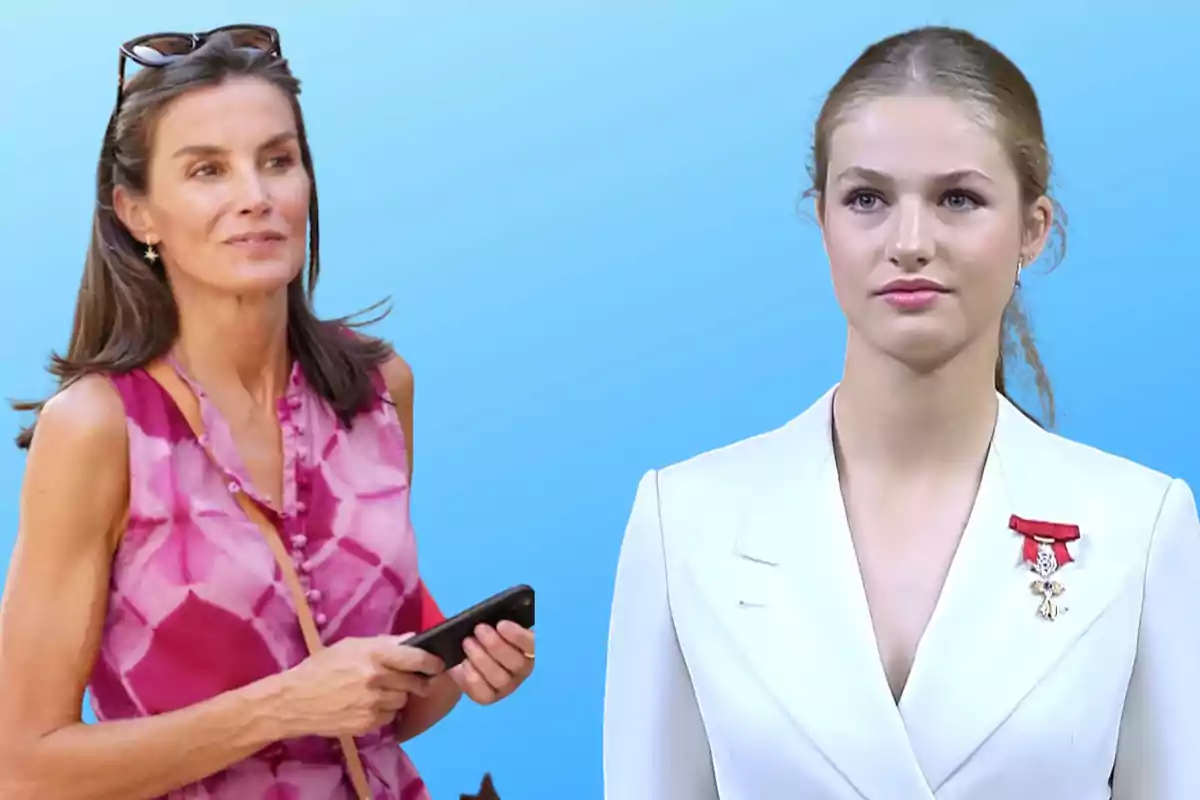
top-left (833, 331), bottom-right (1000, 474)
top-left (171, 287), bottom-right (292, 406)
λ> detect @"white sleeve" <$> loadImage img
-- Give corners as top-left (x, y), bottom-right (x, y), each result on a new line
top-left (1112, 478), bottom-right (1200, 798)
top-left (602, 470), bottom-right (718, 800)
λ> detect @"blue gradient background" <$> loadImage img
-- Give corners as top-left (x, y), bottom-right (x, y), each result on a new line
top-left (1, 3), bottom-right (1196, 797)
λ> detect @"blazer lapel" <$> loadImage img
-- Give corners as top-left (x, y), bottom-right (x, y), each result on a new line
top-left (899, 397), bottom-right (1132, 792)
top-left (728, 390), bottom-right (933, 800)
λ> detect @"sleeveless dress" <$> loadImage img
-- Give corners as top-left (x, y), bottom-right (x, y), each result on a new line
top-left (88, 360), bottom-right (444, 799)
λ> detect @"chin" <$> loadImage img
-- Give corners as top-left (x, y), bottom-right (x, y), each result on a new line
top-left (875, 328), bottom-right (965, 374)
top-left (225, 260), bottom-right (304, 294)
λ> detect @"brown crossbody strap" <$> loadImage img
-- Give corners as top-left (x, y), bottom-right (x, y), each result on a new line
top-left (147, 362), bottom-right (373, 800)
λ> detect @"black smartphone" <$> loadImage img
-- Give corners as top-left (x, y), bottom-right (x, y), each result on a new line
top-left (405, 584), bottom-right (535, 668)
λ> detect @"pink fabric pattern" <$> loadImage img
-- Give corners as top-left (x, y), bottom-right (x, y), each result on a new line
top-left (92, 361), bottom-right (431, 799)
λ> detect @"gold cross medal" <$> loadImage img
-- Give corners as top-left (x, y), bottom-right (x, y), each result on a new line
top-left (1030, 568), bottom-right (1066, 621)
top-left (1008, 515), bottom-right (1081, 622)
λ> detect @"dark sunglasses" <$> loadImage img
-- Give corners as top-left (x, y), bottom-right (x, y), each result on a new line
top-left (116, 23), bottom-right (281, 103)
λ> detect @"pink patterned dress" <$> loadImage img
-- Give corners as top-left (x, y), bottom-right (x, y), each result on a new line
top-left (89, 360), bottom-right (443, 799)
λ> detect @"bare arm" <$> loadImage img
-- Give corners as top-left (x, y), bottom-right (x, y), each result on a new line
top-left (0, 376), bottom-right (297, 799)
top-left (380, 354), bottom-right (464, 742)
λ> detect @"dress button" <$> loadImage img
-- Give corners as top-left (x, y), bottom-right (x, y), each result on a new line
top-left (315, 613), bottom-right (328, 626)
top-left (227, 481), bottom-right (240, 495)
top-left (297, 501), bottom-right (308, 514)
top-left (290, 535), bottom-right (307, 548)
top-left (306, 589), bottom-right (322, 602)
top-left (298, 560), bottom-right (312, 574)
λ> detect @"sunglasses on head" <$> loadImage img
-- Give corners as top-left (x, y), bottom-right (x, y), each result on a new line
top-left (116, 23), bottom-right (281, 101)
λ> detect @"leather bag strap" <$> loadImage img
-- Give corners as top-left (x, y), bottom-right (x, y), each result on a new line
top-left (146, 361), bottom-right (373, 800)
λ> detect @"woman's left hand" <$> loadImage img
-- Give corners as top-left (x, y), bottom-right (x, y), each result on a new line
top-left (449, 620), bottom-right (535, 705)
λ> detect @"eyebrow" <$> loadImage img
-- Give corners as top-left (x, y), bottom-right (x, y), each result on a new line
top-left (171, 131), bottom-right (299, 159)
top-left (833, 166), bottom-right (995, 185)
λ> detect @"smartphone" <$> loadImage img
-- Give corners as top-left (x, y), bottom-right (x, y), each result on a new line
top-left (405, 584), bottom-right (535, 668)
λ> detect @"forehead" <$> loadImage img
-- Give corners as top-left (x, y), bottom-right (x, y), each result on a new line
top-left (827, 95), bottom-right (1012, 182)
top-left (153, 76), bottom-right (297, 151)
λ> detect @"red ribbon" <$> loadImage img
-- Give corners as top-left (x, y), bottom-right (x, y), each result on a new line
top-left (1009, 515), bottom-right (1080, 569)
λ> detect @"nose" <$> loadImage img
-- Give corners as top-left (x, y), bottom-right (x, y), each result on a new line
top-left (233, 165), bottom-right (272, 217)
top-left (884, 196), bottom-right (935, 270)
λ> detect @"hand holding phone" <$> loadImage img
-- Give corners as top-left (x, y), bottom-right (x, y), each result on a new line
top-left (405, 584), bottom-right (535, 669)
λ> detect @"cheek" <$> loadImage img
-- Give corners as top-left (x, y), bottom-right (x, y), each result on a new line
top-left (277, 173), bottom-right (311, 230)
top-left (153, 189), bottom-right (224, 244)
top-left (822, 219), bottom-right (876, 306)
top-left (954, 224), bottom-right (1022, 312)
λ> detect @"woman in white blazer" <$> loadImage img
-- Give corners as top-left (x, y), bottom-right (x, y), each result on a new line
top-left (603, 25), bottom-right (1200, 800)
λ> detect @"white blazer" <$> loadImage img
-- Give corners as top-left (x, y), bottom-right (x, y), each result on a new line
top-left (603, 388), bottom-right (1200, 800)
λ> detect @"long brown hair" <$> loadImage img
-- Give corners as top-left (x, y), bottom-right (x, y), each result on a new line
top-left (809, 26), bottom-right (1067, 427)
top-left (14, 33), bottom-right (392, 449)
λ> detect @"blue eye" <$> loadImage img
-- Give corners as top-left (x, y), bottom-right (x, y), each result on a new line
top-left (942, 190), bottom-right (984, 210)
top-left (845, 190), bottom-right (885, 212)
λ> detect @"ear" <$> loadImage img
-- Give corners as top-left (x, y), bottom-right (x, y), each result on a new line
top-left (112, 184), bottom-right (158, 246)
top-left (1021, 195), bottom-right (1054, 264)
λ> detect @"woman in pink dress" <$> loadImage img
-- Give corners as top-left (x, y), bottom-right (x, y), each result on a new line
top-left (0, 26), bottom-right (534, 799)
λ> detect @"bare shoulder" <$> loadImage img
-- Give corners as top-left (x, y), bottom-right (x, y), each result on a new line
top-left (33, 374), bottom-right (128, 456)
top-left (378, 352), bottom-right (414, 411)
top-left (376, 352), bottom-right (415, 475)
top-left (21, 373), bottom-right (128, 549)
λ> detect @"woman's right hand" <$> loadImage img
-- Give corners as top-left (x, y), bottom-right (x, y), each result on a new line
top-left (275, 635), bottom-right (446, 739)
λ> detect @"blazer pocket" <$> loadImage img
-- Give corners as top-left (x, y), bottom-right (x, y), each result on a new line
top-left (730, 555), bottom-right (783, 610)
